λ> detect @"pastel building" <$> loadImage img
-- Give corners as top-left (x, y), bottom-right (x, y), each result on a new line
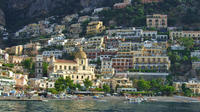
top-left (86, 21), bottom-right (105, 35)
top-left (146, 14), bottom-right (168, 28)
top-left (173, 79), bottom-right (200, 94)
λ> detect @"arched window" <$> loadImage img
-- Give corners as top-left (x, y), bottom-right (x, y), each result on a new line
top-left (64, 66), bottom-right (67, 70)
top-left (83, 66), bottom-right (86, 70)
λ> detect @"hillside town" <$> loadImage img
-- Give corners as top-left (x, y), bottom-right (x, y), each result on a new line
top-left (0, 0), bottom-right (200, 99)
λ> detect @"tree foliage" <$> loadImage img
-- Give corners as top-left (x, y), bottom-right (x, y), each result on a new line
top-left (55, 77), bottom-right (74, 92)
top-left (103, 84), bottom-right (110, 93)
top-left (83, 78), bottom-right (92, 90)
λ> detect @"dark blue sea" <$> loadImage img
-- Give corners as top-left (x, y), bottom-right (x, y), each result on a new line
top-left (0, 100), bottom-right (199, 112)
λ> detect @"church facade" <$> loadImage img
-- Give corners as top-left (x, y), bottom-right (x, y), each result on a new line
top-left (48, 47), bottom-right (96, 84)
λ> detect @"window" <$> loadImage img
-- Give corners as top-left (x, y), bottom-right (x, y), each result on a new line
top-left (55, 65), bottom-right (57, 70)
top-left (69, 66), bottom-right (71, 70)
top-left (72, 75), bottom-right (74, 79)
top-left (83, 66), bottom-right (86, 70)
top-left (38, 63), bottom-right (41, 67)
top-left (158, 58), bottom-right (161, 62)
top-left (77, 76), bottom-right (79, 79)
top-left (60, 65), bottom-right (62, 69)
top-left (81, 60), bottom-right (84, 64)
top-left (73, 66), bottom-right (76, 70)
top-left (82, 76), bottom-right (84, 79)
top-left (64, 66), bottom-right (67, 70)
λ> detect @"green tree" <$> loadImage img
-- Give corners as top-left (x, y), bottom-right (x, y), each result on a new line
top-left (179, 37), bottom-right (194, 49)
top-left (47, 88), bottom-right (58, 94)
top-left (22, 58), bottom-right (35, 75)
top-left (150, 79), bottom-right (164, 92)
top-left (55, 77), bottom-right (74, 92)
top-left (137, 79), bottom-right (151, 91)
top-left (161, 85), bottom-right (175, 96)
top-left (103, 84), bottom-right (111, 93)
top-left (43, 62), bottom-right (49, 77)
top-left (181, 83), bottom-right (193, 96)
top-left (83, 78), bottom-right (92, 90)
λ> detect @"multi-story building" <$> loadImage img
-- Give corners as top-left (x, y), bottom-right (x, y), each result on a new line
top-left (69, 23), bottom-right (82, 37)
top-left (5, 45), bottom-right (23, 55)
top-left (35, 55), bottom-right (43, 78)
top-left (9, 55), bottom-right (28, 64)
top-left (115, 27), bottom-right (143, 41)
top-left (86, 21), bottom-right (105, 35)
top-left (101, 58), bottom-right (115, 78)
top-left (146, 14), bottom-right (168, 28)
top-left (42, 50), bottom-right (63, 59)
top-left (173, 78), bottom-right (200, 94)
top-left (142, 31), bottom-right (157, 38)
top-left (170, 31), bottom-right (200, 43)
top-left (112, 77), bottom-right (133, 88)
top-left (112, 57), bottom-right (133, 72)
top-left (132, 56), bottom-right (170, 72)
top-left (49, 47), bottom-right (96, 84)
top-left (118, 42), bottom-right (142, 52)
top-left (86, 36), bottom-right (105, 49)
top-left (104, 36), bottom-right (124, 49)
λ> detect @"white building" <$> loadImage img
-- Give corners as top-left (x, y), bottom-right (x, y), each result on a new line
top-left (42, 50), bottom-right (63, 58)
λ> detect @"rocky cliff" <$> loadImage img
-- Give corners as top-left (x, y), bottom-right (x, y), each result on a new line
top-left (0, 0), bottom-right (118, 31)
top-left (2, 0), bottom-right (116, 30)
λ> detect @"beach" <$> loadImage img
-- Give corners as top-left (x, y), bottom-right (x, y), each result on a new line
top-left (0, 95), bottom-right (199, 103)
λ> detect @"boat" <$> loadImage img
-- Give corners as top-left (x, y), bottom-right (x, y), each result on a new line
top-left (127, 98), bottom-right (143, 104)
top-left (42, 100), bottom-right (48, 102)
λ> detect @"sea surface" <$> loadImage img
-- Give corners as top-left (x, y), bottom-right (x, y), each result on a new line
top-left (0, 100), bottom-right (199, 112)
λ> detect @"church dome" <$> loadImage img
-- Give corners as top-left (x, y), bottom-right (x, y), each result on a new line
top-left (75, 47), bottom-right (87, 59)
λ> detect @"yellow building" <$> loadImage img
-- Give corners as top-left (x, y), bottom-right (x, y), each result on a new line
top-left (87, 21), bottom-right (105, 35)
top-left (49, 47), bottom-right (96, 84)
top-left (112, 77), bottom-right (133, 88)
top-left (6, 45), bottom-right (23, 55)
top-left (173, 79), bottom-right (200, 94)
top-left (133, 56), bottom-right (170, 72)
top-left (170, 31), bottom-right (200, 42)
top-left (146, 14), bottom-right (167, 28)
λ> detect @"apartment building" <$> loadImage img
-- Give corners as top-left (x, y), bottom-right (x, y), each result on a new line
top-left (112, 58), bottom-right (133, 72)
top-left (104, 36), bottom-right (124, 49)
top-left (173, 79), bottom-right (200, 94)
top-left (86, 21), bottom-right (105, 35)
top-left (146, 14), bottom-right (167, 28)
top-left (5, 45), bottom-right (23, 55)
top-left (101, 58), bottom-right (115, 78)
top-left (86, 36), bottom-right (105, 49)
top-left (42, 50), bottom-right (63, 58)
top-left (132, 56), bottom-right (170, 72)
top-left (170, 31), bottom-right (200, 43)
top-left (116, 27), bottom-right (143, 41)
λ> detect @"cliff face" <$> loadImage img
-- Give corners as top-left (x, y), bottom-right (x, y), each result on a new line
top-left (1, 0), bottom-right (117, 30)
top-left (0, 9), bottom-right (5, 26)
